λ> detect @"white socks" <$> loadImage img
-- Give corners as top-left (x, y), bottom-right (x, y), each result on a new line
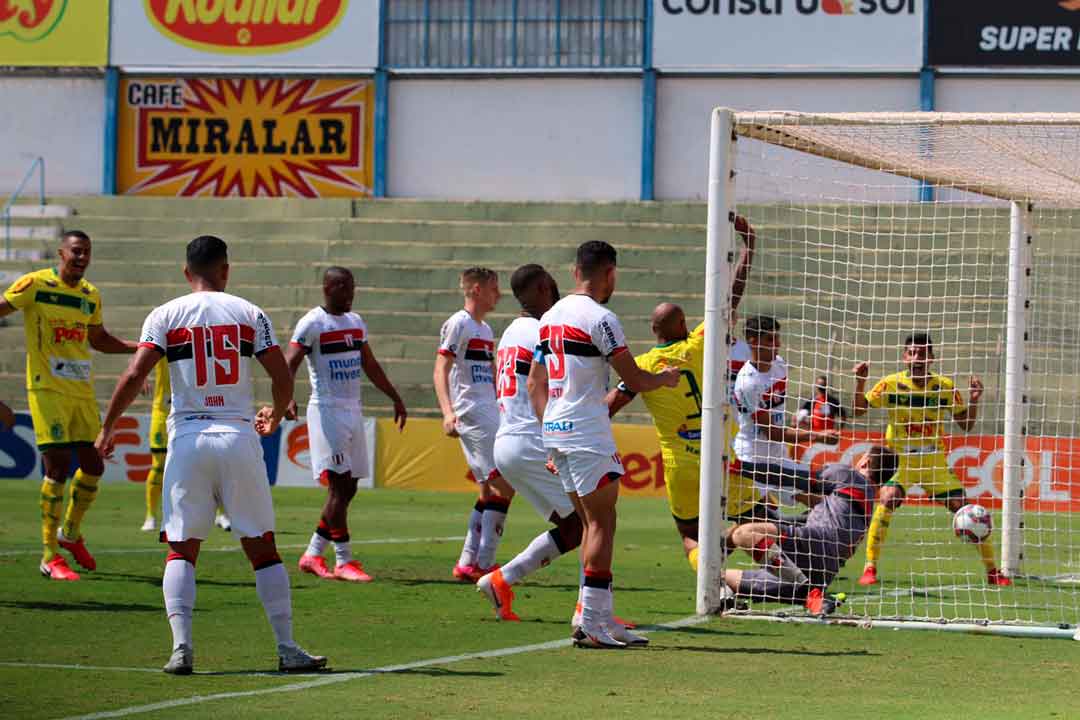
top-left (333, 542), bottom-right (352, 567)
top-left (255, 562), bottom-right (295, 649)
top-left (457, 500), bottom-right (484, 567)
top-left (501, 530), bottom-right (562, 585)
top-left (163, 558), bottom-right (196, 650)
top-left (580, 584), bottom-right (613, 627)
top-left (305, 532), bottom-right (329, 558)
top-left (476, 498), bottom-right (510, 570)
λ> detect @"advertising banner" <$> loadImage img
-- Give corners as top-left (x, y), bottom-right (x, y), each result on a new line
top-left (930, 1), bottom-right (1080, 67)
top-left (376, 418), bottom-right (669, 499)
top-left (116, 76), bottom-right (374, 197)
top-left (110, 0), bottom-right (378, 69)
top-left (0, 413), bottom-right (374, 489)
top-left (653, 0), bottom-right (923, 71)
top-left (0, 0), bottom-right (108, 66)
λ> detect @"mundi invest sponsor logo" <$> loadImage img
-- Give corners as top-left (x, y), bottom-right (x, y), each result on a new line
top-left (144, 0), bottom-right (347, 54)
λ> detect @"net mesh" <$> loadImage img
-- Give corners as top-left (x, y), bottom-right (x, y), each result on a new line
top-left (717, 111), bottom-right (1080, 629)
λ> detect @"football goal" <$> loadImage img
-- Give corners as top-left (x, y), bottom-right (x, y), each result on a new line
top-left (697, 110), bottom-right (1080, 638)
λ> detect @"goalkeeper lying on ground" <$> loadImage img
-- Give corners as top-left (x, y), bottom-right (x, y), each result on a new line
top-left (722, 446), bottom-right (899, 615)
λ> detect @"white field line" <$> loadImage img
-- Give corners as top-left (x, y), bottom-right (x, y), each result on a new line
top-left (51, 614), bottom-right (710, 720)
top-left (0, 536), bottom-right (462, 558)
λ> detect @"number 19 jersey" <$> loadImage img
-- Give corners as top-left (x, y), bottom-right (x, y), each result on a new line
top-left (139, 291), bottom-right (278, 440)
top-left (537, 294), bottom-right (629, 453)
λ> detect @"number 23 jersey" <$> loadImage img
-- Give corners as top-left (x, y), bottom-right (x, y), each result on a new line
top-left (139, 292), bottom-right (278, 439)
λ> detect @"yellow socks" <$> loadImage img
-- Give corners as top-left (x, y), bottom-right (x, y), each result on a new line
top-left (146, 453), bottom-right (164, 521)
top-left (976, 539), bottom-right (997, 570)
top-left (687, 546), bottom-right (700, 572)
top-left (40, 478), bottom-right (64, 563)
top-left (61, 469), bottom-right (100, 540)
top-left (865, 504), bottom-right (894, 566)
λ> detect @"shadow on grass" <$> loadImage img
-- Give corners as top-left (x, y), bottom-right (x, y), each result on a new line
top-left (0, 599), bottom-right (160, 613)
top-left (92, 572), bottom-right (255, 589)
top-left (196, 667), bottom-right (503, 678)
top-left (384, 578), bottom-right (661, 593)
top-left (660, 645), bottom-right (879, 657)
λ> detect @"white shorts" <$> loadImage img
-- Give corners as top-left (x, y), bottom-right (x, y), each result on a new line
top-left (307, 403), bottom-right (369, 481)
top-left (457, 413), bottom-right (499, 484)
top-left (494, 433), bottom-right (574, 519)
top-left (162, 432), bottom-right (275, 541)
top-left (549, 447), bottom-right (624, 497)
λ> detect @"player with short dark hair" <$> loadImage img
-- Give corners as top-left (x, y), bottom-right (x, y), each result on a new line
top-left (723, 445), bottom-right (900, 614)
top-left (477, 264), bottom-right (586, 621)
top-left (96, 235), bottom-right (326, 675)
top-left (852, 333), bottom-right (1009, 586)
top-left (528, 241), bottom-right (681, 648)
top-left (435, 267), bottom-right (516, 583)
top-left (291, 267), bottom-right (407, 583)
top-left (0, 230), bottom-right (138, 580)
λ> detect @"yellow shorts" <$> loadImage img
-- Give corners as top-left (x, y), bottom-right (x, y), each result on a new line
top-left (663, 450), bottom-right (758, 521)
top-left (890, 450), bottom-right (965, 498)
top-left (149, 406), bottom-right (169, 453)
top-left (28, 390), bottom-right (101, 450)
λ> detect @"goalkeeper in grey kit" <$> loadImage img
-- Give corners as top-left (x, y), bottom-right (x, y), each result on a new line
top-left (722, 446), bottom-right (899, 614)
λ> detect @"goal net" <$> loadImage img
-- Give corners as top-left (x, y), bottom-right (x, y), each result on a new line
top-left (697, 110), bottom-right (1080, 637)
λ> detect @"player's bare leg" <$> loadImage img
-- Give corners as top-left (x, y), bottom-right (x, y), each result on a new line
top-left (728, 521), bottom-right (809, 586)
top-left (676, 518), bottom-right (700, 571)
top-left (944, 494), bottom-right (1011, 586)
top-left (859, 484), bottom-right (904, 585)
top-left (242, 533), bottom-right (327, 672)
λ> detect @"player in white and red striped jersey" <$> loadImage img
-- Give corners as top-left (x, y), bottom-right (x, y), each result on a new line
top-left (288, 267), bottom-right (407, 584)
top-left (476, 264), bottom-right (584, 622)
top-left (95, 235), bottom-right (325, 675)
top-left (434, 267), bottom-right (517, 583)
top-left (527, 241), bottom-right (680, 649)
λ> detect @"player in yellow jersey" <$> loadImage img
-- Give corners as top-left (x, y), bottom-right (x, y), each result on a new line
top-left (0, 231), bottom-right (138, 580)
top-left (852, 332), bottom-right (1011, 587)
top-left (605, 215), bottom-right (771, 571)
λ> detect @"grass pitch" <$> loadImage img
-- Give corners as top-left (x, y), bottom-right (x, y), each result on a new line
top-left (1, 481), bottom-right (1078, 719)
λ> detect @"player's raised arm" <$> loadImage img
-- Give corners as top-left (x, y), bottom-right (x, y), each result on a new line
top-left (852, 361), bottom-right (871, 417)
top-left (731, 214), bottom-right (756, 313)
top-left (97, 345), bottom-right (163, 458)
top-left (361, 342), bottom-right (407, 430)
top-left (953, 375), bottom-right (983, 432)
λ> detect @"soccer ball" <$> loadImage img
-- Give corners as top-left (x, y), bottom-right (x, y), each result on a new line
top-left (953, 504), bottom-right (993, 544)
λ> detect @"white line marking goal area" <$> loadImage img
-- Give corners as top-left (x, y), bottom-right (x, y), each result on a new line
top-left (50, 615), bottom-right (709, 720)
top-left (0, 536), bottom-right (463, 557)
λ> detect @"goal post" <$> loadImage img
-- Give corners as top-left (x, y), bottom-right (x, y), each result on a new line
top-left (699, 109), bottom-right (1080, 635)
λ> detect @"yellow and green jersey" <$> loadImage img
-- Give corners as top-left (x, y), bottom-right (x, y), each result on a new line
top-left (865, 370), bottom-right (966, 454)
top-left (151, 357), bottom-right (171, 414)
top-left (3, 268), bottom-right (102, 399)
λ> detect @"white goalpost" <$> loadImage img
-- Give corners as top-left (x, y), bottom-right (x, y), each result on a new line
top-left (699, 109), bottom-right (1080, 638)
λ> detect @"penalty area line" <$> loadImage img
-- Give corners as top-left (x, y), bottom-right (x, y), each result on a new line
top-left (0, 536), bottom-right (463, 558)
top-left (54, 615), bottom-right (711, 720)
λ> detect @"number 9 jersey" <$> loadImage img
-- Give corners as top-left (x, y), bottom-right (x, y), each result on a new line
top-left (138, 292), bottom-right (278, 440)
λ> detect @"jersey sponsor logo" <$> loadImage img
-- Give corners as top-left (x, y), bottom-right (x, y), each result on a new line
top-left (49, 357), bottom-right (91, 381)
top-left (471, 363), bottom-right (494, 385)
top-left (598, 319), bottom-right (619, 354)
top-left (143, 0), bottom-right (348, 54)
top-left (676, 425), bottom-right (702, 441)
top-left (328, 356), bottom-right (363, 382)
top-left (544, 420), bottom-right (574, 433)
top-left (51, 325), bottom-right (87, 344)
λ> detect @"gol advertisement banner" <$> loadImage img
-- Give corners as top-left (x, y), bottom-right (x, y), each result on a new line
top-left (376, 418), bottom-right (668, 498)
top-left (116, 76), bottom-right (374, 197)
top-left (795, 431), bottom-right (1080, 513)
top-left (0, 0), bottom-right (108, 66)
top-left (110, 0), bottom-right (379, 68)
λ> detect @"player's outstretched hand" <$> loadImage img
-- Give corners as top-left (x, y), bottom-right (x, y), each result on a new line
top-left (254, 406), bottom-right (280, 436)
top-left (284, 399), bottom-right (298, 421)
top-left (393, 399), bottom-right (407, 431)
top-left (442, 413), bottom-right (459, 438)
top-left (94, 427), bottom-right (116, 460)
top-left (659, 367), bottom-right (682, 388)
top-left (969, 376), bottom-right (984, 403)
top-left (853, 361), bottom-right (870, 381)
